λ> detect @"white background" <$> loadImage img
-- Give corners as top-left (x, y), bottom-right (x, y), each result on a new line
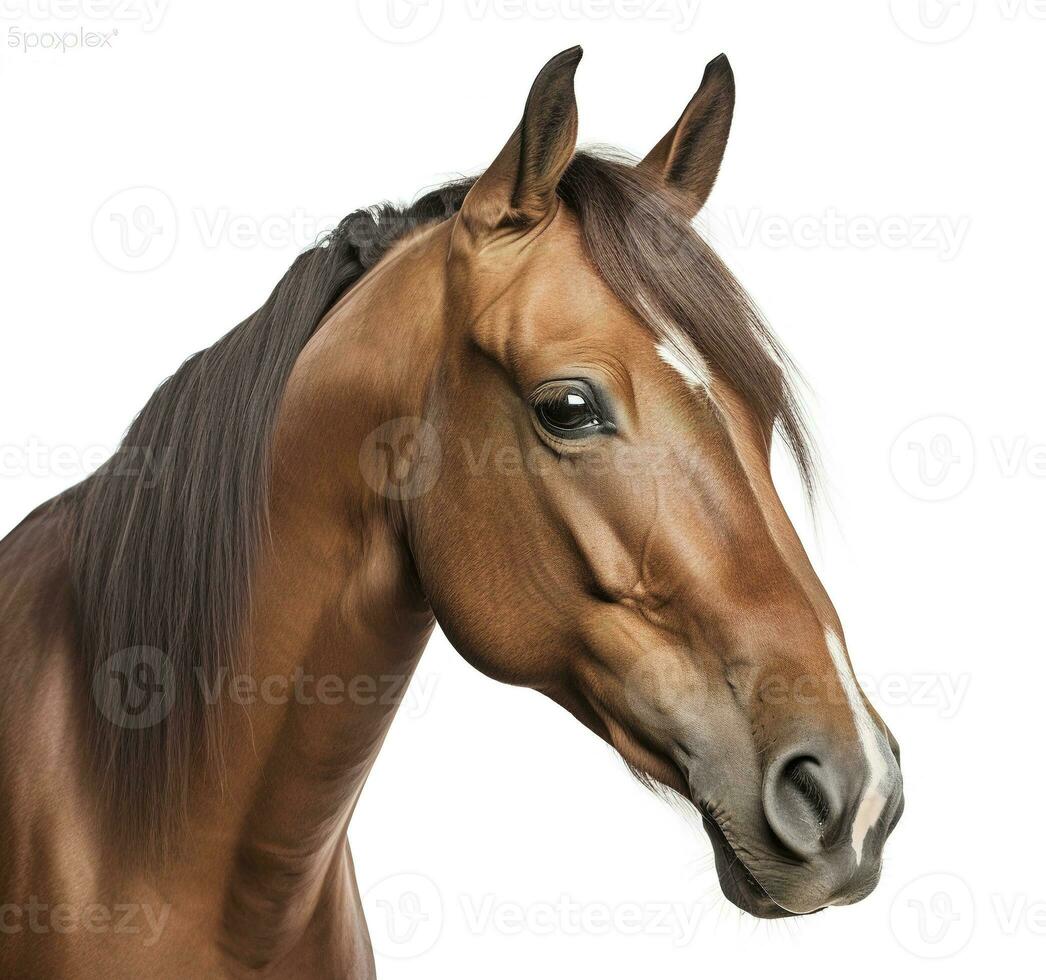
top-left (2, 1), bottom-right (1045, 977)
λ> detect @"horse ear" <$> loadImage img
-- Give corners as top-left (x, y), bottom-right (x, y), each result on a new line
top-left (638, 54), bottom-right (735, 218)
top-left (458, 46), bottom-right (582, 240)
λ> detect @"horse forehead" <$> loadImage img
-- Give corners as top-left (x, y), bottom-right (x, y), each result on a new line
top-left (460, 255), bottom-right (645, 369)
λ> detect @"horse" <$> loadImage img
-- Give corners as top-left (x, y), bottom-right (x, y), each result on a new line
top-left (0, 47), bottom-right (903, 978)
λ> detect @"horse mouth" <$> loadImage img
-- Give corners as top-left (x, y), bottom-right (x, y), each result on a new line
top-left (700, 815), bottom-right (801, 919)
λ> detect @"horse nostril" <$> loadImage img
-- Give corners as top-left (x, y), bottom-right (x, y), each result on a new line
top-left (762, 750), bottom-right (843, 860)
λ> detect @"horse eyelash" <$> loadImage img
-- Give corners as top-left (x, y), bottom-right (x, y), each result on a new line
top-left (529, 380), bottom-right (586, 407)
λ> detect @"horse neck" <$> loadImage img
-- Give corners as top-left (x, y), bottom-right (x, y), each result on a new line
top-left (196, 223), bottom-right (449, 951)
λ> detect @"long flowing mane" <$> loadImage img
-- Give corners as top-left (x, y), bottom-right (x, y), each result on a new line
top-left (64, 151), bottom-right (816, 860)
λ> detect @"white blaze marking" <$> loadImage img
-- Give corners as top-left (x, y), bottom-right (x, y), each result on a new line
top-left (824, 629), bottom-right (894, 865)
top-left (638, 298), bottom-right (894, 864)
top-left (638, 291), bottom-right (713, 392)
top-left (656, 337), bottom-right (712, 390)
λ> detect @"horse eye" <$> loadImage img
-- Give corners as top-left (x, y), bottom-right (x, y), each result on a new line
top-left (534, 383), bottom-right (606, 438)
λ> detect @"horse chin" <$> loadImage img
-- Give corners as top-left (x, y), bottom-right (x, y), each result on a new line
top-left (700, 816), bottom-right (808, 920)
